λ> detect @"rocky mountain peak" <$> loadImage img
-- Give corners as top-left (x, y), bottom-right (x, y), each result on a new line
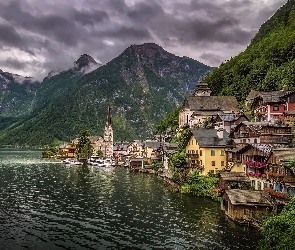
top-left (74, 54), bottom-right (98, 69)
top-left (129, 43), bottom-right (170, 60)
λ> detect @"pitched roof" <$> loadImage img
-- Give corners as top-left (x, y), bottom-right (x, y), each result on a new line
top-left (216, 113), bottom-right (248, 122)
top-left (191, 128), bottom-right (232, 148)
top-left (219, 172), bottom-right (250, 182)
top-left (184, 96), bottom-right (238, 111)
top-left (246, 90), bottom-right (295, 103)
top-left (225, 190), bottom-right (272, 207)
top-left (272, 148), bottom-right (295, 162)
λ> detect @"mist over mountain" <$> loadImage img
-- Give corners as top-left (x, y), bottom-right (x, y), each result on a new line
top-left (0, 43), bottom-right (212, 147)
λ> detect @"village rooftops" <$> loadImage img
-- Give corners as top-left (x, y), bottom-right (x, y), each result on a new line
top-left (246, 89), bottom-right (295, 103)
top-left (225, 189), bottom-right (272, 207)
top-left (239, 121), bottom-right (290, 128)
top-left (216, 113), bottom-right (247, 122)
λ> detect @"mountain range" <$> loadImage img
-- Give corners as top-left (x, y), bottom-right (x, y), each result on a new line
top-left (0, 43), bottom-right (212, 147)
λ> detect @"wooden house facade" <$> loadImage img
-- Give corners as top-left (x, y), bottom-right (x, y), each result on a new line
top-left (221, 189), bottom-right (273, 227)
top-left (230, 121), bottom-right (292, 146)
top-left (246, 89), bottom-right (295, 123)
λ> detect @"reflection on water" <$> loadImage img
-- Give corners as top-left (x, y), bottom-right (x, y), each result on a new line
top-left (0, 150), bottom-right (260, 249)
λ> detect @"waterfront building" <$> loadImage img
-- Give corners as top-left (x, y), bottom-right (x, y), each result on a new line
top-left (59, 142), bottom-right (76, 158)
top-left (185, 128), bottom-right (234, 175)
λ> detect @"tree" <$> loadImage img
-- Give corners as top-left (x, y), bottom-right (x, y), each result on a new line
top-left (257, 195), bottom-right (295, 250)
top-left (96, 149), bottom-right (103, 158)
top-left (76, 130), bottom-right (93, 159)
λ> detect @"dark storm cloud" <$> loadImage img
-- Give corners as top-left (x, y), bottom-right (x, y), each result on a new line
top-left (0, 24), bottom-right (23, 47)
top-left (0, 0), bottom-right (288, 80)
top-left (127, 1), bottom-right (165, 22)
top-left (2, 58), bottom-right (27, 70)
top-left (103, 26), bottom-right (152, 40)
top-left (72, 9), bottom-right (109, 26)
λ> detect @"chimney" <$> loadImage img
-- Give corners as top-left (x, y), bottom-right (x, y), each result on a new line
top-left (217, 128), bottom-right (224, 139)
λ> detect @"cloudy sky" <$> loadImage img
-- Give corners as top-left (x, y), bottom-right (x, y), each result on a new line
top-left (0, 0), bottom-right (287, 81)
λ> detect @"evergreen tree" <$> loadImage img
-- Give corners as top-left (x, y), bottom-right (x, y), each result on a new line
top-left (76, 130), bottom-right (93, 159)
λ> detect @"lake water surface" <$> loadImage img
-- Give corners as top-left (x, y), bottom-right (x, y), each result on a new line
top-left (0, 150), bottom-right (260, 249)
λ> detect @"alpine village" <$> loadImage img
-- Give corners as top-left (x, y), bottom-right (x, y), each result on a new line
top-left (2, 1), bottom-right (295, 249)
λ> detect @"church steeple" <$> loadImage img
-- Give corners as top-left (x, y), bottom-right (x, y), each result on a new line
top-left (106, 106), bottom-right (112, 127)
top-left (193, 80), bottom-right (212, 96)
top-left (104, 106), bottom-right (113, 158)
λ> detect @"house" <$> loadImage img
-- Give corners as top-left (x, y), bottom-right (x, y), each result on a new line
top-left (221, 189), bottom-right (273, 227)
top-left (243, 144), bottom-right (272, 190)
top-left (266, 147), bottom-right (295, 197)
top-left (179, 81), bottom-right (239, 128)
top-left (230, 121), bottom-right (292, 146)
top-left (214, 113), bottom-right (248, 134)
top-left (185, 128), bottom-right (234, 175)
top-left (219, 172), bottom-right (250, 190)
top-left (127, 140), bottom-right (146, 158)
top-left (113, 141), bottom-right (129, 161)
top-left (60, 142), bottom-right (76, 158)
top-left (246, 89), bottom-right (295, 122)
top-left (144, 140), bottom-right (162, 162)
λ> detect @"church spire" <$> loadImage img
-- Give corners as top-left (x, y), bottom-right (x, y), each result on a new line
top-left (106, 106), bottom-right (112, 127)
top-left (104, 106), bottom-right (113, 158)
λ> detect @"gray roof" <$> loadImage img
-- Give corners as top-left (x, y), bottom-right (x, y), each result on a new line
top-left (191, 128), bottom-right (232, 148)
top-left (225, 190), bottom-right (272, 207)
top-left (246, 90), bottom-right (295, 103)
top-left (217, 113), bottom-right (248, 122)
top-left (184, 96), bottom-right (238, 111)
top-left (145, 141), bottom-right (161, 148)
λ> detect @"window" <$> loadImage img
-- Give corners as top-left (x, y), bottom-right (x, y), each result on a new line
top-left (221, 161), bottom-right (224, 166)
top-left (200, 150), bottom-right (202, 156)
top-left (211, 150), bottom-right (215, 156)
top-left (192, 139), bottom-right (194, 145)
top-left (273, 106), bottom-right (279, 111)
top-left (212, 161), bottom-right (215, 166)
top-left (220, 150), bottom-right (225, 156)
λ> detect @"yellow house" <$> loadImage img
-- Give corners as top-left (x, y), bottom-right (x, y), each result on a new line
top-left (186, 128), bottom-right (234, 175)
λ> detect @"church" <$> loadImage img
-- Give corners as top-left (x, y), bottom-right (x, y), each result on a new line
top-left (179, 81), bottom-right (239, 128)
top-left (91, 107), bottom-right (114, 158)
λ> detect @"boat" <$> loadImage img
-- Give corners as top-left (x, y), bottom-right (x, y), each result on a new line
top-left (62, 158), bottom-right (73, 164)
top-left (103, 158), bottom-right (112, 167)
top-left (61, 158), bottom-right (83, 165)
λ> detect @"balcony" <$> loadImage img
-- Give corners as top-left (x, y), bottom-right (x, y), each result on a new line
top-left (187, 153), bottom-right (199, 158)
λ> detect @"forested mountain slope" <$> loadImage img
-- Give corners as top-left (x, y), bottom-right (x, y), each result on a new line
top-left (205, 0), bottom-right (295, 103)
top-left (0, 43), bottom-right (212, 147)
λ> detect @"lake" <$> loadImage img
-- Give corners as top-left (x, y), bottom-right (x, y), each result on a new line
top-left (0, 149), bottom-right (260, 249)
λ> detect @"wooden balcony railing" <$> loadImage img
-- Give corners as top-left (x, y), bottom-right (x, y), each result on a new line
top-left (186, 153), bottom-right (199, 158)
